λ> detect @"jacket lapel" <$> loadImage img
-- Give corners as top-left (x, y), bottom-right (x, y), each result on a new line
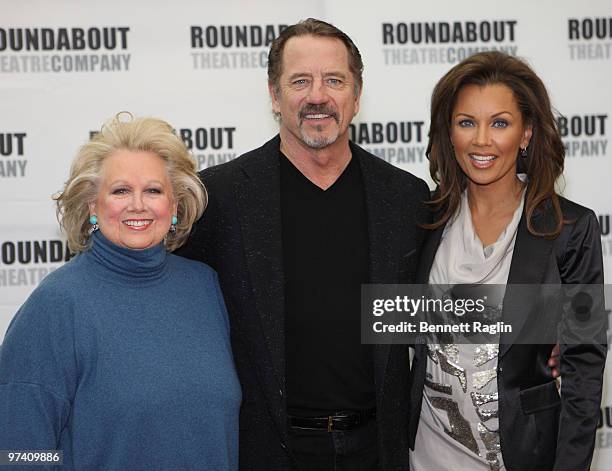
top-left (500, 207), bottom-right (554, 357)
top-left (234, 136), bottom-right (286, 390)
top-left (416, 222), bottom-right (445, 284)
top-left (356, 145), bottom-right (404, 393)
top-left (410, 220), bottom-right (444, 440)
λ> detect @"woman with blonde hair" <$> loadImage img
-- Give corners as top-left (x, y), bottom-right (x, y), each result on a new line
top-left (0, 114), bottom-right (241, 470)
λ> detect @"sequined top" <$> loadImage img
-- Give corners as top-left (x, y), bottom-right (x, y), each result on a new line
top-left (410, 189), bottom-right (525, 471)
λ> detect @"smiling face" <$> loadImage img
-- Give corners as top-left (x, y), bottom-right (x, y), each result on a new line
top-left (90, 150), bottom-right (176, 250)
top-left (269, 35), bottom-right (361, 151)
top-left (451, 83), bottom-right (532, 191)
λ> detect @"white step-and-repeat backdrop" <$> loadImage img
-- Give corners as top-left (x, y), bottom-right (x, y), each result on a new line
top-left (2, 0), bottom-right (611, 467)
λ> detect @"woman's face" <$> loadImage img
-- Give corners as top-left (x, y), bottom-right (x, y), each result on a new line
top-left (89, 150), bottom-right (176, 250)
top-left (450, 83), bottom-right (532, 190)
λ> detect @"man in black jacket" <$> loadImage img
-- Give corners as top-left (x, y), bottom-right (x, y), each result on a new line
top-left (177, 18), bottom-right (430, 470)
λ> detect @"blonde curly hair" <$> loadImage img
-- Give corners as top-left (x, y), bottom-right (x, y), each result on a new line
top-left (54, 114), bottom-right (207, 253)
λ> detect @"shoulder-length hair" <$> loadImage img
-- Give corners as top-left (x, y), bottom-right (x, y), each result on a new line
top-left (426, 51), bottom-right (565, 238)
top-left (54, 114), bottom-right (207, 253)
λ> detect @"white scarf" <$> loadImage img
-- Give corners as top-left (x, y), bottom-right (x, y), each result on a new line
top-left (429, 188), bottom-right (525, 286)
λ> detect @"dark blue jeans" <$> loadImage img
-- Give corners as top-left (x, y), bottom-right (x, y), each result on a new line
top-left (288, 418), bottom-right (378, 471)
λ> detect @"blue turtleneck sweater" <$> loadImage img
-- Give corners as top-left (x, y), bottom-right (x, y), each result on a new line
top-left (0, 231), bottom-right (241, 470)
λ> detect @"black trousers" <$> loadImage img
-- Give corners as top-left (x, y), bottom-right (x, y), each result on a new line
top-left (288, 418), bottom-right (378, 471)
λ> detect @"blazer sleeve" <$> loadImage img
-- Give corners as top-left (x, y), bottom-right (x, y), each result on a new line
top-left (554, 210), bottom-right (607, 471)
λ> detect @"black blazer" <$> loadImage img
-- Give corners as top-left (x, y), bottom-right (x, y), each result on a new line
top-left (178, 136), bottom-right (430, 470)
top-left (408, 196), bottom-right (607, 471)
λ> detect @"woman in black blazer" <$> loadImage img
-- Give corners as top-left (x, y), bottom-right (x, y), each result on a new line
top-left (408, 51), bottom-right (606, 471)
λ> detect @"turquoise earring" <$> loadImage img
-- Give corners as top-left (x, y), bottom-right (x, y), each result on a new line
top-left (89, 215), bottom-right (99, 234)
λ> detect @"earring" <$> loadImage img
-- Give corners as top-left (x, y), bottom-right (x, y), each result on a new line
top-left (169, 215), bottom-right (177, 233)
top-left (520, 146), bottom-right (528, 158)
top-left (89, 215), bottom-right (99, 234)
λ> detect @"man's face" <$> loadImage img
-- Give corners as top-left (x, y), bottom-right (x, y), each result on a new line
top-left (270, 35), bottom-right (361, 150)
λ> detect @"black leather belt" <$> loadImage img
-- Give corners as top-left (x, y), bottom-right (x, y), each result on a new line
top-left (288, 409), bottom-right (376, 432)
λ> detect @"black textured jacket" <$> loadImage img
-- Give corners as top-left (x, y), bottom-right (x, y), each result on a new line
top-left (177, 135), bottom-right (430, 470)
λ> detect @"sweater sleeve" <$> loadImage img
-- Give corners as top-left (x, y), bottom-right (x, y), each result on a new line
top-left (0, 279), bottom-right (78, 453)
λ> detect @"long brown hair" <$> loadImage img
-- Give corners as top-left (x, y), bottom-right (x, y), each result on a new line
top-left (426, 51), bottom-right (565, 238)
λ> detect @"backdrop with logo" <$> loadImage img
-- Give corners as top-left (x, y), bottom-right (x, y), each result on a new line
top-left (2, 0), bottom-right (611, 465)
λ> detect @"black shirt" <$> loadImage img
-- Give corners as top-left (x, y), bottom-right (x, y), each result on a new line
top-left (280, 152), bottom-right (375, 416)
